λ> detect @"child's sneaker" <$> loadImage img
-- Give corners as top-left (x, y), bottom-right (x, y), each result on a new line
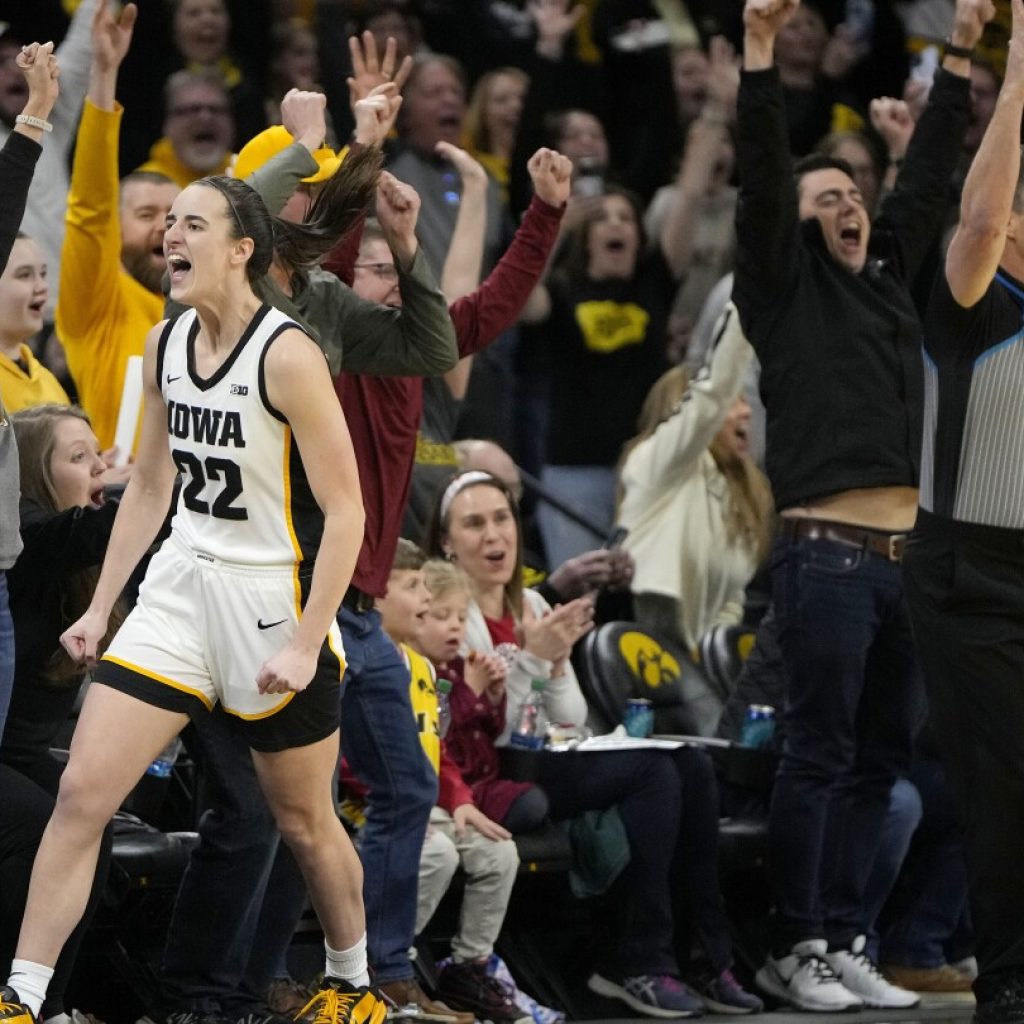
top-left (437, 962), bottom-right (531, 1024)
top-left (696, 969), bottom-right (764, 1015)
top-left (588, 973), bottom-right (704, 1018)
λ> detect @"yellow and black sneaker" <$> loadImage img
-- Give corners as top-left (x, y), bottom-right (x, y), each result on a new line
top-left (295, 981), bottom-right (386, 1024)
top-left (0, 987), bottom-right (36, 1024)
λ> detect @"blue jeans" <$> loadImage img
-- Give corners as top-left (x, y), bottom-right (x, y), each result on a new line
top-left (768, 533), bottom-right (926, 950)
top-left (863, 778), bottom-right (923, 961)
top-left (339, 607), bottom-right (437, 983)
top-left (0, 572), bottom-right (14, 742)
top-left (536, 465), bottom-right (616, 569)
top-left (878, 750), bottom-right (972, 968)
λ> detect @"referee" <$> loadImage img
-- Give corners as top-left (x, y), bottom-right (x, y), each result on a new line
top-left (903, 4), bottom-right (1024, 1020)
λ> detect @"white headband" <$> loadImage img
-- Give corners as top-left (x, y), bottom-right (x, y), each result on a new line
top-left (439, 471), bottom-right (498, 524)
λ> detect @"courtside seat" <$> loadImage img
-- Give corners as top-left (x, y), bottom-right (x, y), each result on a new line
top-left (697, 623), bottom-right (757, 702)
top-left (106, 813), bottom-right (199, 898)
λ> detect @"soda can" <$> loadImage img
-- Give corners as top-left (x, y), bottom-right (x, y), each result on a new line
top-left (740, 704), bottom-right (776, 749)
top-left (624, 698), bottom-right (654, 738)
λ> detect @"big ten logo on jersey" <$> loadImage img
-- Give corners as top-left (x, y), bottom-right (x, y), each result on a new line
top-left (230, 384), bottom-right (249, 396)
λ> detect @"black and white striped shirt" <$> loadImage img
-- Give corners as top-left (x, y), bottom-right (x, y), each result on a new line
top-left (919, 269), bottom-right (1024, 529)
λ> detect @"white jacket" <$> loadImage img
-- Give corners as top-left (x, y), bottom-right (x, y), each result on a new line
top-left (618, 304), bottom-right (757, 652)
top-left (463, 587), bottom-right (588, 746)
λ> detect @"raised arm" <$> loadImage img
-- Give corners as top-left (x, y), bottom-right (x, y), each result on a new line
top-left (876, 0), bottom-right (992, 281)
top-left (732, 0), bottom-right (802, 339)
top-left (51, 0), bottom-right (96, 153)
top-left (336, 173), bottom-right (459, 377)
top-left (0, 43), bottom-right (59, 274)
top-left (621, 304), bottom-right (753, 493)
top-left (660, 37), bottom-right (738, 280)
top-left (257, 329), bottom-right (365, 695)
top-left (60, 320), bottom-right (177, 666)
top-left (452, 148), bottom-right (569, 358)
top-left (57, 0), bottom-right (137, 342)
top-left (945, 0), bottom-right (1024, 307)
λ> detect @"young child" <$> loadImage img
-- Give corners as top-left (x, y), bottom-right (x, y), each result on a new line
top-left (374, 540), bottom-right (530, 1024)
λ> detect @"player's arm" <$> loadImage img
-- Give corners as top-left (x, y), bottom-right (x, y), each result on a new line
top-left (60, 320), bottom-right (178, 664)
top-left (946, 0), bottom-right (1024, 307)
top-left (258, 330), bottom-right (365, 694)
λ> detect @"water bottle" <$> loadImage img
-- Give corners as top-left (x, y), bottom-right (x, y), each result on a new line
top-left (146, 737), bottom-right (183, 779)
top-left (436, 678), bottom-right (453, 739)
top-left (510, 679), bottom-right (548, 751)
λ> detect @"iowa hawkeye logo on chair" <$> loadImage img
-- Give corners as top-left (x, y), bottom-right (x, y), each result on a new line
top-left (618, 631), bottom-right (681, 689)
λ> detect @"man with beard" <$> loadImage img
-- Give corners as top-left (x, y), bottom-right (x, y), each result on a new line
top-left (56, 0), bottom-right (179, 452)
top-left (136, 70), bottom-right (235, 189)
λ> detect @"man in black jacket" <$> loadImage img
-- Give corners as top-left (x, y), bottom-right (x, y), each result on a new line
top-left (733, 0), bottom-right (993, 1012)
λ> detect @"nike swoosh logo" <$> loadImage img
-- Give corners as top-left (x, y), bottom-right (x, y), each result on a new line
top-left (257, 618), bottom-right (286, 630)
top-left (167, 375), bottom-right (182, 384)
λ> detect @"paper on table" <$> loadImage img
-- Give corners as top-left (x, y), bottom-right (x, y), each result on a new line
top-left (111, 355), bottom-right (144, 465)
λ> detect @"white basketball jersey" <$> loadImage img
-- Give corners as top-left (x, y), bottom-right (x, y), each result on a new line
top-left (158, 304), bottom-right (323, 568)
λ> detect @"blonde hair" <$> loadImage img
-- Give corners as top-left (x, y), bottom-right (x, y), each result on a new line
top-left (463, 67), bottom-right (529, 156)
top-left (620, 366), bottom-right (774, 564)
top-left (391, 537), bottom-right (427, 573)
top-left (423, 559), bottom-right (471, 603)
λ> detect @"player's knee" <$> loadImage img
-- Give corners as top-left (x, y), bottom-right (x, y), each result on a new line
top-left (53, 763), bottom-right (115, 837)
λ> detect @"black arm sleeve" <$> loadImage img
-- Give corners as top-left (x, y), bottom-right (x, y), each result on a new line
top-left (0, 131), bottom-right (42, 277)
top-left (732, 67), bottom-right (801, 350)
top-left (876, 68), bottom-right (970, 283)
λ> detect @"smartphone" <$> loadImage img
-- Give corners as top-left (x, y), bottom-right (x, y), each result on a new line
top-left (603, 526), bottom-right (629, 550)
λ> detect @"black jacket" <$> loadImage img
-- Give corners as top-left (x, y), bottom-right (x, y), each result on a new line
top-left (733, 66), bottom-right (970, 511)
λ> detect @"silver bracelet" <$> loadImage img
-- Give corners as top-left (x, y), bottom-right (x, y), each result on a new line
top-left (15, 113), bottom-right (53, 133)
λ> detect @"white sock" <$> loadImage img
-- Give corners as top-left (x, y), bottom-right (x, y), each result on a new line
top-left (325, 934), bottom-right (370, 988)
top-left (43, 1014), bottom-right (72, 1024)
top-left (8, 958), bottom-right (54, 1017)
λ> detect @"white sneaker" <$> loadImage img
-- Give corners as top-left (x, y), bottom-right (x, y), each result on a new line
top-left (755, 939), bottom-right (863, 1012)
top-left (824, 935), bottom-right (921, 1009)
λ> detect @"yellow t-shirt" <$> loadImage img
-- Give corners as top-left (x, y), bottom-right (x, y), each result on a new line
top-left (0, 346), bottom-right (71, 413)
top-left (403, 642), bottom-right (441, 776)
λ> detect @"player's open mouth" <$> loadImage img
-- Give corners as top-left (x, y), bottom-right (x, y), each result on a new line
top-left (167, 253), bottom-right (192, 284)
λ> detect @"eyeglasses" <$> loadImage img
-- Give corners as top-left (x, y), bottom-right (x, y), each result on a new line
top-left (354, 262), bottom-right (399, 283)
top-left (168, 103), bottom-right (231, 118)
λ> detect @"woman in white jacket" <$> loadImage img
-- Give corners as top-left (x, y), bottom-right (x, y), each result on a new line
top-left (424, 470), bottom-right (764, 1019)
top-left (619, 304), bottom-right (773, 655)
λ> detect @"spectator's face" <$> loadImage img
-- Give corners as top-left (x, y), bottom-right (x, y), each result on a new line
top-left (418, 587), bottom-right (469, 667)
top-left (830, 137), bottom-right (879, 214)
top-left (443, 485), bottom-right (518, 589)
top-left (671, 47), bottom-right (709, 121)
top-left (586, 193), bottom-right (640, 280)
top-left (797, 167), bottom-right (870, 273)
top-left (0, 40), bottom-right (27, 124)
top-left (377, 568), bottom-right (430, 645)
top-left (173, 0), bottom-right (230, 65)
top-left (273, 27), bottom-right (319, 90)
top-left (775, 7), bottom-right (828, 72)
top-left (401, 61), bottom-right (466, 152)
top-left (48, 417), bottom-right (106, 511)
top-left (483, 72), bottom-right (526, 141)
top-left (558, 111), bottom-right (609, 173)
top-left (120, 179), bottom-right (180, 293)
top-left (353, 237), bottom-right (402, 308)
top-left (713, 394), bottom-right (752, 463)
top-left (966, 65), bottom-right (999, 153)
top-left (165, 81), bottom-right (234, 171)
top-left (0, 237), bottom-right (47, 344)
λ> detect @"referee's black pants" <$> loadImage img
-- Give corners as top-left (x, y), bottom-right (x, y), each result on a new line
top-left (904, 510), bottom-right (1024, 1000)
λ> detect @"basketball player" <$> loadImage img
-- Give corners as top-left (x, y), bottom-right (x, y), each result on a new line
top-left (0, 161), bottom-right (387, 1024)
